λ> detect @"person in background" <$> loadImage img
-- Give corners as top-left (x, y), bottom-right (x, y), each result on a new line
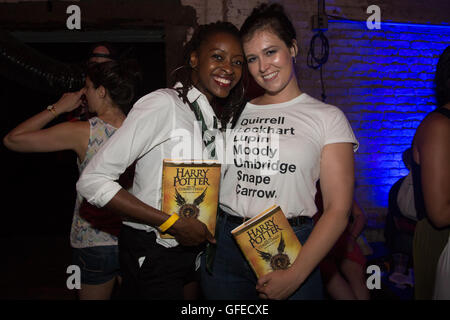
top-left (87, 42), bottom-right (117, 65)
top-left (315, 186), bottom-right (370, 300)
top-left (384, 148), bottom-right (418, 275)
top-left (69, 42), bottom-right (118, 122)
top-left (3, 60), bottom-right (140, 299)
top-left (412, 45), bottom-right (450, 300)
top-left (396, 148), bottom-right (419, 223)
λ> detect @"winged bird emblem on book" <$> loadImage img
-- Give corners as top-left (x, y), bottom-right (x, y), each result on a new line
top-left (174, 187), bottom-right (207, 219)
top-left (256, 233), bottom-right (291, 271)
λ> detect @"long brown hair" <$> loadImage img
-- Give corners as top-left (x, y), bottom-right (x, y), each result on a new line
top-left (87, 60), bottom-right (142, 115)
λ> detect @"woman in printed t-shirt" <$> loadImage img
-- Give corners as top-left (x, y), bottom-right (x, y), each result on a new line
top-left (200, 3), bottom-right (359, 300)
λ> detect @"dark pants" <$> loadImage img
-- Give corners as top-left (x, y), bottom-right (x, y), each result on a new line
top-left (118, 225), bottom-right (201, 300)
top-left (200, 210), bottom-right (324, 300)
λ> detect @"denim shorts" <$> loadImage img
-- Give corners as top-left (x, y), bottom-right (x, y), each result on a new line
top-left (200, 210), bottom-right (324, 300)
top-left (72, 245), bottom-right (120, 285)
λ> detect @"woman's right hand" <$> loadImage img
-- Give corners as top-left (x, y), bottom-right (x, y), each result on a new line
top-left (53, 88), bottom-right (86, 114)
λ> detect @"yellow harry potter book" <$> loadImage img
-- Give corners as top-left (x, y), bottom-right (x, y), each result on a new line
top-left (231, 205), bottom-right (302, 278)
top-left (160, 159), bottom-right (221, 239)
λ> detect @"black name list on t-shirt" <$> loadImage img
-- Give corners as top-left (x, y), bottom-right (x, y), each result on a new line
top-left (232, 116), bottom-right (297, 199)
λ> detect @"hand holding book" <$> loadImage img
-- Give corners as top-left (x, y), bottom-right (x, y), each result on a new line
top-left (231, 206), bottom-right (302, 278)
top-left (166, 215), bottom-right (216, 246)
top-left (256, 266), bottom-right (302, 300)
top-left (231, 205), bottom-right (304, 299)
top-left (159, 159), bottom-right (221, 241)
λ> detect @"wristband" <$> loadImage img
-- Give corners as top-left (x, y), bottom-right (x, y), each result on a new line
top-left (159, 213), bottom-right (180, 232)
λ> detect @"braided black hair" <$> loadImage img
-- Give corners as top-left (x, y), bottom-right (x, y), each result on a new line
top-left (240, 3), bottom-right (297, 50)
top-left (435, 45), bottom-right (450, 108)
top-left (170, 21), bottom-right (245, 128)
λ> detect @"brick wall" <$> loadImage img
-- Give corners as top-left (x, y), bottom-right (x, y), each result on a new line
top-left (277, 0), bottom-right (450, 229)
top-left (182, 0), bottom-right (267, 27)
top-left (181, 0), bottom-right (224, 25)
top-left (327, 22), bottom-right (447, 227)
top-left (184, 0), bottom-right (450, 230)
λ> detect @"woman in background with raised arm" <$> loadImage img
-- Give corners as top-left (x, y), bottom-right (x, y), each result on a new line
top-left (3, 60), bottom-right (141, 299)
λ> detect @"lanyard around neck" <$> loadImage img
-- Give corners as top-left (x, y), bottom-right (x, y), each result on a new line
top-left (191, 100), bottom-right (218, 159)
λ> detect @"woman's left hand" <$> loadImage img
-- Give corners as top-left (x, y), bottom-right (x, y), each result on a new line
top-left (256, 268), bottom-right (300, 300)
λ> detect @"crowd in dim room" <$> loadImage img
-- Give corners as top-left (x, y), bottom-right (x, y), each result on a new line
top-left (2, 3), bottom-right (449, 301)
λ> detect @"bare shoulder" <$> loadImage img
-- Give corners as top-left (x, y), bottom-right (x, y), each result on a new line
top-left (69, 120), bottom-right (90, 140)
top-left (417, 110), bottom-right (450, 140)
top-left (67, 119), bottom-right (90, 131)
top-left (52, 119), bottom-right (89, 130)
top-left (58, 120), bottom-right (90, 160)
top-left (414, 109), bottom-right (450, 163)
top-left (51, 119), bottom-right (89, 142)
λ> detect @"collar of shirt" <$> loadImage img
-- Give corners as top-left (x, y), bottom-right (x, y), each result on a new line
top-left (173, 82), bottom-right (221, 130)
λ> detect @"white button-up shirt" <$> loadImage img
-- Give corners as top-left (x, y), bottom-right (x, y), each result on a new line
top-left (76, 84), bottom-right (219, 247)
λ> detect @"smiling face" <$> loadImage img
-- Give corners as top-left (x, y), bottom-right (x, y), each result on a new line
top-left (243, 29), bottom-right (299, 102)
top-left (190, 32), bottom-right (244, 103)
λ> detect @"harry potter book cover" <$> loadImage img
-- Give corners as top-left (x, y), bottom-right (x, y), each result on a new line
top-left (231, 205), bottom-right (302, 278)
top-left (160, 159), bottom-right (221, 239)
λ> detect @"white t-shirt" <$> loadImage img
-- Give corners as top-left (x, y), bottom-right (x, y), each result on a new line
top-left (219, 93), bottom-right (358, 219)
top-left (76, 85), bottom-right (221, 248)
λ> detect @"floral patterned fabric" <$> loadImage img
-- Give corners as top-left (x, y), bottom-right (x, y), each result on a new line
top-left (70, 117), bottom-right (118, 248)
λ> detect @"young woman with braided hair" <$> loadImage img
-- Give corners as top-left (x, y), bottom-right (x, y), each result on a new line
top-left (76, 21), bottom-right (245, 299)
top-left (171, 23), bottom-right (245, 129)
